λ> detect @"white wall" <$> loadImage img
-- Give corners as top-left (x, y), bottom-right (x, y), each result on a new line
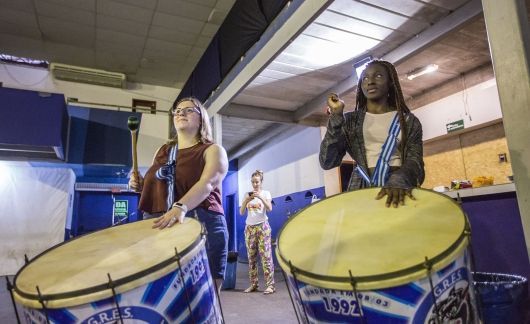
top-left (1, 64), bottom-right (180, 110)
top-left (1, 64), bottom-right (178, 168)
top-left (238, 126), bottom-right (324, 203)
top-left (0, 162), bottom-right (75, 275)
top-left (414, 79), bottom-right (502, 140)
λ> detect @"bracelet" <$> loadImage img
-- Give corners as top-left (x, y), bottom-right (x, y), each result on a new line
top-left (172, 202), bottom-right (188, 214)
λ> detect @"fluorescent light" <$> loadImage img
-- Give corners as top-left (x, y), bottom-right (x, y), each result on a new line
top-left (407, 64), bottom-right (439, 80)
top-left (353, 56), bottom-right (373, 79)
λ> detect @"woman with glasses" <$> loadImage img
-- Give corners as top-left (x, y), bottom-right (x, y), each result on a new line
top-left (239, 170), bottom-right (275, 295)
top-left (129, 97), bottom-right (229, 291)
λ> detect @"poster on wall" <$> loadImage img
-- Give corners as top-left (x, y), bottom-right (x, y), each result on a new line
top-left (113, 200), bottom-right (128, 225)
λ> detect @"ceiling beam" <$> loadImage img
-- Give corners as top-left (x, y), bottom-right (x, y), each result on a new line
top-left (204, 0), bottom-right (335, 116)
top-left (227, 123), bottom-right (307, 160)
top-left (293, 74), bottom-right (358, 122)
top-left (222, 103), bottom-right (322, 126)
top-left (223, 103), bottom-right (294, 123)
top-left (293, 0), bottom-right (483, 121)
top-left (382, 0), bottom-right (483, 64)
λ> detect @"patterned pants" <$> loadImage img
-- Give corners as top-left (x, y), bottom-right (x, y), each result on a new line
top-left (244, 221), bottom-right (275, 288)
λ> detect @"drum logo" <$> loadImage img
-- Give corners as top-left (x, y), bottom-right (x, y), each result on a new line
top-left (80, 307), bottom-right (168, 324)
top-left (414, 267), bottom-right (475, 324)
top-left (172, 254), bottom-right (206, 290)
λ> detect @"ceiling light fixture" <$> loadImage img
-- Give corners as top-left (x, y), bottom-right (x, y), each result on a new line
top-left (353, 56), bottom-right (373, 79)
top-left (407, 64), bottom-right (439, 80)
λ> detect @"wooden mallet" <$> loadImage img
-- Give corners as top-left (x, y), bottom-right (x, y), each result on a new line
top-left (127, 116), bottom-right (140, 178)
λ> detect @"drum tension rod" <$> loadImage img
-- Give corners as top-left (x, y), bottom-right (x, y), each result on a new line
top-left (174, 247), bottom-right (197, 324)
top-left (288, 260), bottom-right (309, 324)
top-left (36, 285), bottom-right (50, 324)
top-left (5, 277), bottom-right (21, 324)
top-left (465, 227), bottom-right (486, 322)
top-left (423, 257), bottom-right (441, 324)
top-left (24, 254), bottom-right (30, 264)
top-left (348, 270), bottom-right (367, 324)
top-left (280, 264), bottom-right (301, 324)
top-left (106, 273), bottom-right (124, 324)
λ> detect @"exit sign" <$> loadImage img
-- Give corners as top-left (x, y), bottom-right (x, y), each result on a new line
top-left (446, 119), bottom-right (464, 133)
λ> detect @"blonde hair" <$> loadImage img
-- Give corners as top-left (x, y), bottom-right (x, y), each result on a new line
top-left (168, 97), bottom-right (213, 145)
top-left (251, 170), bottom-right (264, 181)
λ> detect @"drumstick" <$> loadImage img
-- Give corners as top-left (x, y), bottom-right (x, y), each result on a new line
top-left (127, 116), bottom-right (140, 177)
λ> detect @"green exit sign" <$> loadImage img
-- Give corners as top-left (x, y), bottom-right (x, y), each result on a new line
top-left (446, 119), bottom-right (464, 133)
top-left (114, 200), bottom-right (128, 217)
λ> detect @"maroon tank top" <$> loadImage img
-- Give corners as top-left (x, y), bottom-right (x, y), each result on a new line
top-left (138, 143), bottom-right (224, 215)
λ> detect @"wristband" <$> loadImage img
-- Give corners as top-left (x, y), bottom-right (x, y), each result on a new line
top-left (172, 202), bottom-right (188, 214)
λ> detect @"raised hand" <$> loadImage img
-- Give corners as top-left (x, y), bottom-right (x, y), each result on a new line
top-left (327, 92), bottom-right (345, 115)
top-left (128, 171), bottom-right (144, 192)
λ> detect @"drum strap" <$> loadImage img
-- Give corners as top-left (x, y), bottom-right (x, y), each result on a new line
top-left (155, 144), bottom-right (178, 211)
top-left (356, 113), bottom-right (401, 187)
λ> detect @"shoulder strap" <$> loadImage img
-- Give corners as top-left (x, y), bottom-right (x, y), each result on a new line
top-left (355, 113), bottom-right (401, 187)
top-left (155, 144), bottom-right (178, 210)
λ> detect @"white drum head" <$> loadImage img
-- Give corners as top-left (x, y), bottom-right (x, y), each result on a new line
top-left (13, 218), bottom-right (202, 308)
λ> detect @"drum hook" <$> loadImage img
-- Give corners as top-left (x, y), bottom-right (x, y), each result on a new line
top-left (465, 231), bottom-right (486, 323)
top-left (280, 266), bottom-right (302, 324)
top-left (35, 285), bottom-right (50, 324)
top-left (174, 247), bottom-right (197, 324)
top-left (423, 257), bottom-right (441, 324)
top-left (456, 193), bottom-right (462, 205)
top-left (288, 260), bottom-right (310, 324)
top-left (348, 270), bottom-right (367, 324)
top-left (5, 277), bottom-right (21, 324)
top-left (106, 273), bottom-right (124, 324)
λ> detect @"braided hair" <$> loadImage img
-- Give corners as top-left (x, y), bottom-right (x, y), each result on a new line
top-left (354, 60), bottom-right (410, 156)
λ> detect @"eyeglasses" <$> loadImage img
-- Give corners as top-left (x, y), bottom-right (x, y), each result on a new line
top-left (172, 106), bottom-right (201, 116)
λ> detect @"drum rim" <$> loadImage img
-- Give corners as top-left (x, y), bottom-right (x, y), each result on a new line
top-left (12, 219), bottom-right (205, 303)
top-left (276, 188), bottom-right (470, 285)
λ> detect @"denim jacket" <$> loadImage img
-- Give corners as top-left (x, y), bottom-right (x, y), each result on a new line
top-left (319, 109), bottom-right (425, 191)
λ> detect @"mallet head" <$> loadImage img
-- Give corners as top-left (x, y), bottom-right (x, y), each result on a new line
top-left (127, 116), bottom-right (139, 131)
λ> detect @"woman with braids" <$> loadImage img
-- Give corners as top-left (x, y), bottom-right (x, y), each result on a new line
top-left (129, 97), bottom-right (229, 292)
top-left (320, 60), bottom-right (424, 207)
top-left (240, 170), bottom-right (275, 295)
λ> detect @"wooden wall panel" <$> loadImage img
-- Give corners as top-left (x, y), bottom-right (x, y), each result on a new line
top-left (424, 136), bottom-right (467, 189)
top-left (460, 123), bottom-right (513, 184)
top-left (422, 122), bottom-right (513, 189)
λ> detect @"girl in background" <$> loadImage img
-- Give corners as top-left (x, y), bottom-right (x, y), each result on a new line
top-left (240, 170), bottom-right (275, 295)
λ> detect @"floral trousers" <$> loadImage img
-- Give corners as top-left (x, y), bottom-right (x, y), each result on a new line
top-left (244, 221), bottom-right (275, 288)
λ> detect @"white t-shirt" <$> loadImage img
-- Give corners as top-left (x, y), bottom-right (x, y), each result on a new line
top-left (363, 111), bottom-right (402, 168)
top-left (245, 190), bottom-right (272, 225)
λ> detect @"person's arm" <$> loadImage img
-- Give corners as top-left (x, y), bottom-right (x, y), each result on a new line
top-left (128, 145), bottom-right (164, 192)
top-left (240, 194), bottom-right (252, 215)
top-left (154, 144), bottom-right (228, 228)
top-left (319, 113), bottom-right (348, 170)
top-left (385, 115), bottom-right (424, 189)
top-left (319, 93), bottom-right (348, 170)
top-left (377, 115), bottom-right (424, 207)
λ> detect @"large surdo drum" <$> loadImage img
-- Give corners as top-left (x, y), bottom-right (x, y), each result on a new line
top-left (276, 188), bottom-right (480, 323)
top-left (12, 218), bottom-right (222, 323)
